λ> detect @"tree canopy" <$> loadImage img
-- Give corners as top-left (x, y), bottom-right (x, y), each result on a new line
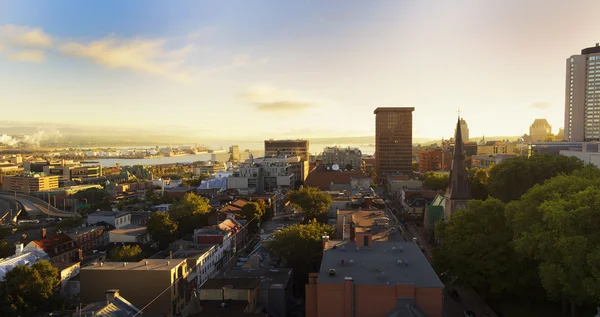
top-left (109, 245), bottom-right (144, 262)
top-left (0, 260), bottom-right (60, 316)
top-left (287, 187), bottom-right (332, 222)
top-left (422, 172), bottom-right (449, 191)
top-left (240, 202), bottom-right (264, 234)
top-left (147, 212), bottom-right (178, 249)
top-left (0, 241), bottom-right (14, 259)
top-left (168, 192), bottom-right (211, 234)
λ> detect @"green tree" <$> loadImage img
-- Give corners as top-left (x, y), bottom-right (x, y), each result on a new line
top-left (412, 161), bottom-right (419, 172)
top-left (467, 168), bottom-right (489, 200)
top-left (109, 245), bottom-right (144, 262)
top-left (240, 202), bottom-right (264, 234)
top-left (487, 154), bottom-right (586, 203)
top-left (147, 212), bottom-right (178, 249)
top-left (287, 187), bottom-right (332, 222)
top-left (0, 241), bottom-right (13, 258)
top-left (264, 220), bottom-right (335, 294)
top-left (0, 260), bottom-right (59, 316)
top-left (433, 199), bottom-right (535, 295)
top-left (507, 172), bottom-right (600, 316)
top-left (422, 172), bottom-right (449, 191)
top-left (169, 192), bottom-right (211, 235)
top-left (145, 188), bottom-right (157, 202)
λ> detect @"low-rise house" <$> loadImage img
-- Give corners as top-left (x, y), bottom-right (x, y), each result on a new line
top-left (87, 210), bottom-right (131, 228)
top-left (108, 224), bottom-right (149, 244)
top-left (76, 289), bottom-right (141, 317)
top-left (65, 225), bottom-right (105, 253)
top-left (23, 229), bottom-right (82, 268)
top-left (193, 228), bottom-right (236, 272)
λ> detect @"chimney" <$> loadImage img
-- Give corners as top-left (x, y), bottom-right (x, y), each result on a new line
top-left (322, 236), bottom-right (330, 250)
top-left (41, 228), bottom-right (47, 239)
top-left (14, 242), bottom-right (23, 256)
top-left (105, 289), bottom-right (119, 304)
top-left (78, 249), bottom-right (83, 261)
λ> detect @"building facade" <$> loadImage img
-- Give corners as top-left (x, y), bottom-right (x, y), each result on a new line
top-left (1, 173), bottom-right (59, 194)
top-left (456, 118), bottom-right (469, 142)
top-left (227, 161), bottom-right (293, 193)
top-left (321, 147), bottom-right (363, 170)
top-left (444, 117), bottom-right (471, 219)
top-left (418, 148), bottom-right (451, 172)
top-left (87, 211), bottom-right (131, 229)
top-left (565, 44), bottom-right (600, 141)
top-left (374, 107), bottom-right (414, 182)
top-left (529, 118), bottom-right (552, 142)
top-left (264, 139), bottom-right (310, 161)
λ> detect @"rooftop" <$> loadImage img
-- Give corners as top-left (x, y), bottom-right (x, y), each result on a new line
top-left (82, 259), bottom-right (185, 271)
top-left (220, 267), bottom-right (292, 289)
top-left (305, 167), bottom-right (368, 190)
top-left (80, 291), bottom-right (141, 317)
top-left (31, 232), bottom-right (78, 257)
top-left (165, 186), bottom-right (196, 192)
top-left (318, 240), bottom-right (444, 288)
top-left (109, 224), bottom-right (147, 237)
top-left (374, 107), bottom-right (415, 114)
top-left (65, 225), bottom-right (104, 237)
top-left (201, 277), bottom-right (261, 290)
top-left (88, 210), bottom-right (130, 218)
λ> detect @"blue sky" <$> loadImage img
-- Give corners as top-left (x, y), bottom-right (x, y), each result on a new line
top-left (1, 0), bottom-right (600, 141)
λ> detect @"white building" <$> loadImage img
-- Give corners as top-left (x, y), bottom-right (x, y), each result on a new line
top-left (87, 211), bottom-right (131, 228)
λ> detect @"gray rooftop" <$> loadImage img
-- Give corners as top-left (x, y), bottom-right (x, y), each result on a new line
top-left (88, 210), bottom-right (130, 218)
top-left (220, 267), bottom-right (292, 289)
top-left (318, 241), bottom-right (444, 288)
top-left (65, 225), bottom-right (103, 236)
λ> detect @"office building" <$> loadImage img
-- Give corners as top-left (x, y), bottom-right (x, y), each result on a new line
top-left (529, 118), bottom-right (552, 142)
top-left (194, 162), bottom-right (226, 176)
top-left (80, 259), bottom-right (189, 317)
top-left (321, 146), bottom-right (363, 170)
top-left (374, 107), bottom-right (414, 182)
top-left (43, 164), bottom-right (102, 183)
top-left (565, 44), bottom-right (600, 141)
top-left (265, 139), bottom-right (309, 161)
top-left (1, 173), bottom-right (59, 194)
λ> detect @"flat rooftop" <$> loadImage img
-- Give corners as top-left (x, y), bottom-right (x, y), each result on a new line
top-left (88, 210), bottom-right (130, 217)
top-left (109, 224), bottom-right (147, 237)
top-left (374, 107), bottom-right (415, 114)
top-left (318, 240), bottom-right (444, 288)
top-left (82, 259), bottom-right (185, 271)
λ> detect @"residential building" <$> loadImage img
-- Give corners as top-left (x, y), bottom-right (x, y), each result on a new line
top-left (194, 162), bottom-right (227, 176)
top-left (108, 224), bottom-right (149, 244)
top-left (477, 141), bottom-right (509, 155)
top-left (216, 218), bottom-right (246, 253)
top-left (456, 118), bottom-right (469, 142)
top-left (471, 154), bottom-right (516, 168)
top-left (1, 173), bottom-right (59, 194)
top-left (87, 210), bottom-right (131, 228)
top-left (444, 117), bottom-right (471, 219)
top-left (321, 147), bottom-right (363, 170)
top-left (65, 226), bottom-right (105, 253)
top-left (23, 229), bottom-right (83, 269)
top-left (305, 164), bottom-right (369, 191)
top-left (76, 289), bottom-right (142, 317)
top-left (164, 186), bottom-right (196, 199)
top-left (193, 227), bottom-right (236, 272)
top-left (565, 43), bottom-right (600, 141)
top-left (80, 259), bottom-right (189, 317)
top-left (264, 139), bottom-right (309, 161)
top-left (374, 107), bottom-right (414, 182)
top-left (529, 118), bottom-right (552, 142)
top-left (220, 267), bottom-right (294, 317)
top-left (199, 278), bottom-right (264, 316)
top-left (228, 161), bottom-right (293, 193)
top-left (306, 235), bottom-right (444, 317)
top-left (362, 156), bottom-right (376, 176)
top-left (245, 156), bottom-right (310, 183)
top-left (418, 148), bottom-right (451, 172)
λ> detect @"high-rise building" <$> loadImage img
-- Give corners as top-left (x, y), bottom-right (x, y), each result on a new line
top-left (455, 118), bottom-right (469, 142)
top-left (264, 139), bottom-right (309, 160)
top-left (374, 107), bottom-right (414, 183)
top-left (529, 118), bottom-right (552, 142)
top-left (565, 44), bottom-right (600, 141)
top-left (444, 117), bottom-right (471, 219)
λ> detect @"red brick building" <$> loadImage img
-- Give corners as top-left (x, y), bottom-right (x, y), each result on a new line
top-left (418, 149), bottom-right (451, 172)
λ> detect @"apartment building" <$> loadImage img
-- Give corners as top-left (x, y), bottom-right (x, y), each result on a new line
top-left (227, 161), bottom-right (293, 193)
top-left (418, 148), bottom-right (451, 172)
top-left (374, 107), bottom-right (414, 182)
top-left (23, 229), bottom-right (83, 269)
top-left (1, 173), bottom-right (59, 194)
top-left (65, 226), bottom-right (106, 253)
top-left (265, 139), bottom-right (310, 161)
top-left (321, 147), bottom-right (363, 170)
top-left (87, 210), bottom-right (131, 228)
top-left (306, 234), bottom-right (444, 317)
top-left (565, 43), bottom-right (600, 141)
top-left (80, 259), bottom-right (189, 317)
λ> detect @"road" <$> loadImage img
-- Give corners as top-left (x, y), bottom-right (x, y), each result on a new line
top-left (0, 193), bottom-right (77, 218)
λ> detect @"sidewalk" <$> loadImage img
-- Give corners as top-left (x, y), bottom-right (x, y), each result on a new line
top-left (405, 223), bottom-right (498, 317)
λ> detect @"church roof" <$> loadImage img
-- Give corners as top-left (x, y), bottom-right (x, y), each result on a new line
top-left (447, 117), bottom-right (471, 200)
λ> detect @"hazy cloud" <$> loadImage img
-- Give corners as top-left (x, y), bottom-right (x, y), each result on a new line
top-left (231, 54), bottom-right (269, 67)
top-left (9, 50), bottom-right (45, 63)
top-left (241, 85), bottom-right (316, 112)
top-left (59, 37), bottom-right (193, 83)
top-left (531, 102), bottom-right (552, 109)
top-left (187, 27), bottom-right (216, 39)
top-left (0, 25), bottom-right (52, 47)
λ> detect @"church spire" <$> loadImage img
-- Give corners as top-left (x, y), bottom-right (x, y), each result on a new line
top-left (447, 116), bottom-right (471, 200)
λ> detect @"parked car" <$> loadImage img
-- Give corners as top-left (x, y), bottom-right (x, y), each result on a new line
top-left (463, 310), bottom-right (476, 317)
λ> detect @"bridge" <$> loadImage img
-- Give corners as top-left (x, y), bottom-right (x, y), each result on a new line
top-left (0, 196), bottom-right (22, 223)
top-left (0, 192), bottom-right (78, 218)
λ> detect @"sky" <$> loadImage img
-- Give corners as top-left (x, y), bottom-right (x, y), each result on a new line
top-left (1, 0), bottom-right (600, 141)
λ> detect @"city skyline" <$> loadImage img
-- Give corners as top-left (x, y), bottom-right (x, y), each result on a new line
top-left (2, 0), bottom-right (600, 140)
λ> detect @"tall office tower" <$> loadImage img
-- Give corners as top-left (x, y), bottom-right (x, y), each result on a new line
top-left (264, 139), bottom-right (310, 161)
top-left (455, 118), bottom-right (469, 142)
top-left (565, 44), bottom-right (600, 141)
top-left (374, 107), bottom-right (414, 183)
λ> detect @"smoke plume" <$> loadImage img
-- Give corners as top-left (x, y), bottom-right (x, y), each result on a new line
top-left (0, 129), bottom-right (62, 147)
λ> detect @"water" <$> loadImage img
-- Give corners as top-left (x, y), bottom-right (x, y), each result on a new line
top-left (90, 143), bottom-right (375, 167)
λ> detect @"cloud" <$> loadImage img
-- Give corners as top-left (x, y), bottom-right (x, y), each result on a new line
top-left (58, 37), bottom-right (193, 83)
top-left (187, 27), bottom-right (216, 39)
top-left (531, 102), bottom-right (552, 109)
top-left (0, 25), bottom-right (52, 47)
top-left (9, 50), bottom-right (45, 63)
top-left (231, 54), bottom-right (269, 67)
top-left (241, 85), bottom-right (316, 112)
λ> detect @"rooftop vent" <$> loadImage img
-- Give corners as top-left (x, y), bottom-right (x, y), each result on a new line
top-left (328, 269), bottom-right (336, 277)
top-left (349, 260), bottom-right (354, 265)
top-left (397, 260), bottom-right (403, 266)
top-left (100, 262), bottom-right (103, 267)
top-left (145, 261), bottom-right (148, 265)
top-left (123, 262), bottom-right (127, 267)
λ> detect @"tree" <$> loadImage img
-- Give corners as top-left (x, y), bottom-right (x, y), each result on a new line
top-left (467, 168), bottom-right (489, 200)
top-left (433, 199), bottom-right (535, 296)
top-left (0, 260), bottom-right (59, 316)
top-left (168, 193), bottom-right (211, 235)
top-left (147, 212), bottom-right (178, 249)
top-left (109, 245), bottom-right (144, 262)
top-left (412, 161), bottom-right (419, 172)
top-left (487, 154), bottom-right (587, 203)
top-left (507, 173), bottom-right (600, 316)
top-left (264, 220), bottom-right (335, 295)
top-left (422, 172), bottom-right (449, 191)
top-left (145, 188), bottom-right (157, 202)
top-left (287, 187), bottom-right (332, 222)
top-left (240, 202), bottom-right (263, 234)
top-left (0, 241), bottom-right (13, 258)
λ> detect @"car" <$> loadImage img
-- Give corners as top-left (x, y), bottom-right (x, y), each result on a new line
top-left (463, 310), bottom-right (476, 317)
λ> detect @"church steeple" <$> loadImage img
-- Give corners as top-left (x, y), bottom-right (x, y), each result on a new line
top-left (447, 116), bottom-right (471, 200)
